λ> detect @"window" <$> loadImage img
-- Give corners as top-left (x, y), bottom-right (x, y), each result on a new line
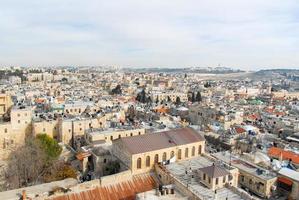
top-left (138, 132), bottom-right (141, 135)
top-left (208, 177), bottom-right (211, 184)
top-left (192, 146), bottom-right (195, 156)
top-left (103, 159), bottom-right (106, 163)
top-left (130, 133), bottom-right (133, 136)
top-left (17, 114), bottom-right (20, 117)
top-left (241, 175), bottom-right (244, 182)
top-left (110, 136), bottom-right (113, 140)
top-left (43, 128), bottom-right (46, 132)
top-left (185, 148), bottom-right (189, 158)
top-left (249, 179), bottom-right (253, 184)
top-left (18, 120), bottom-right (20, 124)
top-left (118, 135), bottom-right (121, 139)
top-left (137, 158), bottom-right (142, 169)
top-left (79, 128), bottom-right (82, 131)
top-left (163, 152), bottom-right (167, 161)
top-left (223, 176), bottom-right (226, 183)
top-left (25, 113), bottom-right (27, 116)
top-left (170, 151), bottom-right (174, 158)
top-left (146, 156), bottom-right (150, 167)
top-left (154, 154), bottom-right (159, 163)
top-left (178, 149), bottom-right (182, 159)
top-left (198, 145), bottom-right (202, 155)
top-left (203, 173), bottom-right (206, 180)
top-left (216, 178), bottom-right (219, 185)
top-left (4, 128), bottom-right (7, 133)
top-left (69, 129), bottom-right (71, 132)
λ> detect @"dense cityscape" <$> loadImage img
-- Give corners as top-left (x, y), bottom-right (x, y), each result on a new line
top-left (0, 67), bottom-right (298, 199)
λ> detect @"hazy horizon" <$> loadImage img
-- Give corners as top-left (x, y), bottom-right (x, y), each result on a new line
top-left (1, 0), bottom-right (299, 70)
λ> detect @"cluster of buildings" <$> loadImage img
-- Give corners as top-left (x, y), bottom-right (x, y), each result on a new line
top-left (0, 67), bottom-right (299, 200)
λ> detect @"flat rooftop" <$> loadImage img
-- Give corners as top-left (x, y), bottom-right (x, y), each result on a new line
top-left (213, 151), bottom-right (276, 180)
top-left (165, 156), bottom-right (244, 200)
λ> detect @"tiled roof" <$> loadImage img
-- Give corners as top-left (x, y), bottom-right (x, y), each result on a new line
top-left (268, 147), bottom-right (299, 164)
top-left (49, 174), bottom-right (156, 200)
top-left (198, 164), bottom-right (229, 178)
top-left (120, 127), bottom-right (205, 154)
top-left (234, 127), bottom-right (246, 134)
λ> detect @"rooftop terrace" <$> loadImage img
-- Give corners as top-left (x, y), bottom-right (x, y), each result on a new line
top-left (165, 156), bottom-right (244, 200)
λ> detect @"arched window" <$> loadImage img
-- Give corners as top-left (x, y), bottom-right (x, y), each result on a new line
top-left (154, 154), bottom-right (159, 163)
top-left (146, 156), bottom-right (150, 167)
top-left (198, 145), bottom-right (202, 155)
top-left (185, 148), bottom-right (189, 158)
top-left (137, 158), bottom-right (142, 169)
top-left (178, 149), bottom-right (182, 159)
top-left (170, 151), bottom-right (175, 158)
top-left (192, 146), bottom-right (195, 156)
top-left (163, 152), bottom-right (167, 161)
top-left (110, 136), bottom-right (113, 141)
top-left (118, 135), bottom-right (121, 139)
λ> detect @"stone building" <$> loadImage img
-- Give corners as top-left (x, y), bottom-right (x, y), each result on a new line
top-left (112, 127), bottom-right (205, 174)
top-left (0, 93), bottom-right (13, 118)
top-left (0, 106), bottom-right (32, 159)
top-left (197, 163), bottom-right (236, 191)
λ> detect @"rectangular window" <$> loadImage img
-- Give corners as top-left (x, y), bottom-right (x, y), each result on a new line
top-left (241, 175), bottom-right (244, 182)
top-left (216, 178), bottom-right (218, 185)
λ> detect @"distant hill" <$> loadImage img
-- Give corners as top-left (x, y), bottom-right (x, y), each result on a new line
top-left (255, 69), bottom-right (299, 77)
top-left (123, 67), bottom-right (244, 74)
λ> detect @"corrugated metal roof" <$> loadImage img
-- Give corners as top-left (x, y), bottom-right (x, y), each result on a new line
top-left (49, 174), bottom-right (156, 200)
top-left (120, 127), bottom-right (204, 154)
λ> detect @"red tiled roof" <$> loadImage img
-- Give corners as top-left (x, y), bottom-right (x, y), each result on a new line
top-left (268, 147), bottom-right (299, 164)
top-left (120, 127), bottom-right (205, 154)
top-left (235, 127), bottom-right (246, 134)
top-left (49, 174), bottom-right (156, 200)
top-left (246, 114), bottom-right (260, 121)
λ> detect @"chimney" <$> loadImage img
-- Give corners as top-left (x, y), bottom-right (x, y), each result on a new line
top-left (22, 190), bottom-right (26, 200)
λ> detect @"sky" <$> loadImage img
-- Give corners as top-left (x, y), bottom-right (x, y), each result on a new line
top-left (0, 0), bottom-right (299, 70)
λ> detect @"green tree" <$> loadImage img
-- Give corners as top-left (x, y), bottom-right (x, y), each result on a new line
top-left (111, 85), bottom-right (122, 95)
top-left (196, 92), bottom-right (202, 102)
top-left (3, 135), bottom-right (63, 191)
top-left (36, 134), bottom-right (62, 162)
